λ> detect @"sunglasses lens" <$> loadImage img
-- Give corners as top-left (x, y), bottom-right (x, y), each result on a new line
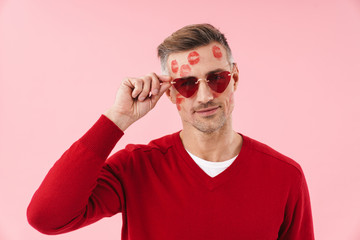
top-left (173, 77), bottom-right (198, 98)
top-left (173, 71), bottom-right (231, 98)
top-left (207, 71), bottom-right (231, 93)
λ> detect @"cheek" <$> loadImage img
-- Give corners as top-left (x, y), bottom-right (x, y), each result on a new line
top-left (176, 93), bottom-right (185, 111)
top-left (213, 92), bottom-right (221, 98)
top-left (224, 92), bottom-right (235, 114)
top-left (229, 92), bottom-right (234, 105)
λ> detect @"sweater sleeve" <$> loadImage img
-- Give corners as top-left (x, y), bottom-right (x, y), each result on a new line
top-left (278, 172), bottom-right (315, 240)
top-left (27, 115), bottom-right (125, 235)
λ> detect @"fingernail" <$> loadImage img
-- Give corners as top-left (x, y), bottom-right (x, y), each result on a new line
top-left (152, 89), bottom-right (159, 95)
top-left (139, 96), bottom-right (145, 101)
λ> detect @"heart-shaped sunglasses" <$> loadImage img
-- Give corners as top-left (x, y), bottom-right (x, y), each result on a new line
top-left (171, 70), bottom-right (234, 98)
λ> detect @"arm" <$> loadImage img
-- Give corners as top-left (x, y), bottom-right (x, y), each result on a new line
top-left (278, 173), bottom-right (315, 240)
top-left (27, 73), bottom-right (171, 234)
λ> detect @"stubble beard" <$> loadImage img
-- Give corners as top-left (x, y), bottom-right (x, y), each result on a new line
top-left (192, 108), bottom-right (227, 134)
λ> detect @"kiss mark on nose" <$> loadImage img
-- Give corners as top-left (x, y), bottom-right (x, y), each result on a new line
top-left (180, 64), bottom-right (191, 77)
top-left (188, 51), bottom-right (200, 65)
top-left (171, 60), bottom-right (179, 73)
top-left (212, 45), bottom-right (222, 59)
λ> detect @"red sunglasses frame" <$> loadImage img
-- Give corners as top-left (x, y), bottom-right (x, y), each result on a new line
top-left (170, 70), bottom-right (234, 98)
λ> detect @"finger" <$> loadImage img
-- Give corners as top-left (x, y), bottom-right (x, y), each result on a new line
top-left (149, 81), bottom-right (172, 108)
top-left (121, 78), bottom-right (135, 95)
top-left (138, 76), bottom-right (151, 101)
top-left (130, 78), bottom-right (144, 99)
top-left (158, 81), bottom-right (172, 95)
top-left (149, 73), bottom-right (160, 95)
top-left (157, 75), bottom-right (172, 83)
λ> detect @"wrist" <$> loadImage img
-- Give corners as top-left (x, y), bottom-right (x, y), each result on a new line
top-left (103, 108), bottom-right (134, 132)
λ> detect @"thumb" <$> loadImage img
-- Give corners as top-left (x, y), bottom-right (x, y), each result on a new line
top-left (158, 81), bottom-right (171, 96)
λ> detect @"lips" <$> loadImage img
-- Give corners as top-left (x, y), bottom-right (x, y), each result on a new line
top-left (195, 106), bottom-right (220, 116)
top-left (196, 106), bottom-right (218, 112)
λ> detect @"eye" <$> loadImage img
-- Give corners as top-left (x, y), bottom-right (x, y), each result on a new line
top-left (178, 77), bottom-right (197, 87)
top-left (208, 72), bottom-right (227, 82)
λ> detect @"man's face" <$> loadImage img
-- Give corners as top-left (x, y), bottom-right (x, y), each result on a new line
top-left (166, 43), bottom-right (239, 134)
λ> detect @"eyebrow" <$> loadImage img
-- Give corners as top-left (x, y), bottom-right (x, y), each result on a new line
top-left (206, 68), bottom-right (227, 76)
top-left (179, 68), bottom-right (226, 79)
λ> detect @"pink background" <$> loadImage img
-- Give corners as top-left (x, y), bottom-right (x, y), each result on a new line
top-left (1, 0), bottom-right (360, 239)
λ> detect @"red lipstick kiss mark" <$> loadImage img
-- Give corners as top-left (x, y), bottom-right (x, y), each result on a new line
top-left (180, 64), bottom-right (191, 77)
top-left (176, 93), bottom-right (184, 111)
top-left (213, 92), bottom-right (221, 98)
top-left (188, 51), bottom-right (200, 65)
top-left (212, 45), bottom-right (222, 59)
top-left (171, 60), bottom-right (179, 73)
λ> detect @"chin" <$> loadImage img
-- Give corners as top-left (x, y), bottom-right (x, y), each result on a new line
top-left (192, 116), bottom-right (227, 134)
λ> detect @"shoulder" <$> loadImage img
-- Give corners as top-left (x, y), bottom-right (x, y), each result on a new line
top-left (242, 134), bottom-right (304, 178)
top-left (123, 131), bottom-right (179, 154)
top-left (108, 131), bottom-right (180, 164)
top-left (105, 132), bottom-right (180, 171)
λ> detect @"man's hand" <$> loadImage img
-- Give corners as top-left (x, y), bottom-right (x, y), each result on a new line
top-left (104, 73), bottom-right (172, 131)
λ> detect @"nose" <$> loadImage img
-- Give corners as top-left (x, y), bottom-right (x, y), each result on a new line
top-left (196, 79), bottom-right (214, 103)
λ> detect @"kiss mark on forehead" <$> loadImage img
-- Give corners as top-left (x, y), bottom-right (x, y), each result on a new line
top-left (188, 51), bottom-right (200, 65)
top-left (171, 60), bottom-right (179, 73)
top-left (180, 64), bottom-right (191, 77)
top-left (212, 45), bottom-right (222, 59)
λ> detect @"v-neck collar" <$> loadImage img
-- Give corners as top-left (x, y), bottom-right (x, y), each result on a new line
top-left (172, 131), bottom-right (250, 190)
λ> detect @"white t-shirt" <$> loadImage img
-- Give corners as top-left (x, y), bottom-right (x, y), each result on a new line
top-left (186, 150), bottom-right (237, 178)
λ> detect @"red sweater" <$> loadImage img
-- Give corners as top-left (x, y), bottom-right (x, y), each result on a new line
top-left (27, 115), bottom-right (314, 239)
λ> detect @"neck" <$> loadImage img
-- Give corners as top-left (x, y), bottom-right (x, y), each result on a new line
top-left (180, 120), bottom-right (242, 162)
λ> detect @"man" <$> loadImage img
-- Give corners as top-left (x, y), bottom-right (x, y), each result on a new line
top-left (27, 24), bottom-right (315, 239)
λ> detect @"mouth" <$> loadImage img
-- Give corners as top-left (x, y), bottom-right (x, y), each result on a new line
top-left (194, 106), bottom-right (220, 116)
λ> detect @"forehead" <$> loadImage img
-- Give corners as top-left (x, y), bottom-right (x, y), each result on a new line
top-left (167, 43), bottom-right (229, 76)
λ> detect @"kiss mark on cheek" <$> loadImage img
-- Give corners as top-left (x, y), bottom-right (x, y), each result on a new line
top-left (171, 60), bottom-right (179, 73)
top-left (188, 51), bottom-right (200, 65)
top-left (176, 93), bottom-right (184, 111)
top-left (180, 64), bottom-right (191, 77)
top-left (212, 46), bottom-right (222, 59)
top-left (213, 92), bottom-right (221, 98)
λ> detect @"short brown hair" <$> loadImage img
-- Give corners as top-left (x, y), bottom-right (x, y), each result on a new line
top-left (157, 23), bottom-right (234, 74)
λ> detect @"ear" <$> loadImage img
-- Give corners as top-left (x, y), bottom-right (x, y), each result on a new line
top-left (232, 63), bottom-right (239, 91)
top-left (166, 86), bottom-right (176, 104)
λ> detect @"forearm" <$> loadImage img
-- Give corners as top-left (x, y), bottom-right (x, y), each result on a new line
top-left (27, 115), bottom-right (123, 234)
top-left (27, 72), bottom-right (170, 234)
